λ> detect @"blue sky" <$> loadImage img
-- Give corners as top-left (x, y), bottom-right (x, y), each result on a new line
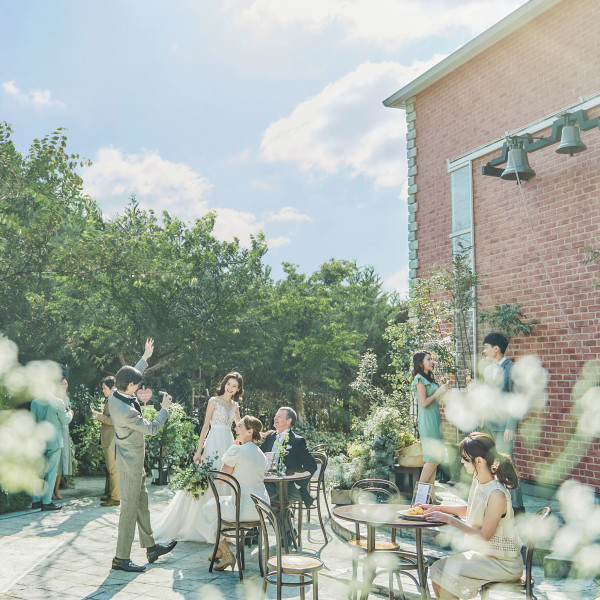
top-left (1, 0), bottom-right (527, 293)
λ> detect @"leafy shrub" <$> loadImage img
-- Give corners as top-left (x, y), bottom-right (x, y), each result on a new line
top-left (0, 488), bottom-right (30, 514)
top-left (72, 418), bottom-right (104, 475)
top-left (324, 455), bottom-right (362, 491)
top-left (142, 403), bottom-right (198, 476)
top-left (294, 421), bottom-right (356, 456)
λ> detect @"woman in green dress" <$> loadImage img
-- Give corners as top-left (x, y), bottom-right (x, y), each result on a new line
top-left (412, 351), bottom-right (448, 504)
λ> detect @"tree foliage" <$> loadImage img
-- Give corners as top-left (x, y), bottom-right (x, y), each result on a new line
top-left (1, 124), bottom-right (400, 436)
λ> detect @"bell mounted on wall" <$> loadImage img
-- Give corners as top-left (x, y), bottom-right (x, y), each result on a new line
top-left (555, 122), bottom-right (586, 156)
top-left (501, 138), bottom-right (536, 181)
top-left (481, 109), bottom-right (600, 182)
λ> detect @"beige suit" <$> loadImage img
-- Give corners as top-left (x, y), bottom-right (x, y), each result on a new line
top-left (108, 359), bottom-right (170, 560)
top-left (95, 399), bottom-right (119, 501)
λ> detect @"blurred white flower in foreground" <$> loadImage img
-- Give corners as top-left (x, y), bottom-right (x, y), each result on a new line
top-left (444, 355), bottom-right (547, 433)
top-left (552, 479), bottom-right (600, 576)
top-left (0, 336), bottom-right (63, 493)
top-left (0, 410), bottom-right (54, 493)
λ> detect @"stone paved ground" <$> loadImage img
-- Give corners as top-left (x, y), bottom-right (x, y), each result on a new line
top-left (0, 477), bottom-right (598, 599)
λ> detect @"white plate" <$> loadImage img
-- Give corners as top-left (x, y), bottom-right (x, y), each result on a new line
top-left (398, 509), bottom-right (426, 521)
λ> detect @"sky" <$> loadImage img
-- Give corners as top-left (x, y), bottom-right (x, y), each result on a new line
top-left (1, 0), bottom-right (528, 295)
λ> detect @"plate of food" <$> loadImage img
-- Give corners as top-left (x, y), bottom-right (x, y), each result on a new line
top-left (398, 506), bottom-right (426, 520)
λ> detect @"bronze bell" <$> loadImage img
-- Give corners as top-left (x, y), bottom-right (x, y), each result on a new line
top-left (556, 124), bottom-right (586, 156)
top-left (501, 147), bottom-right (536, 181)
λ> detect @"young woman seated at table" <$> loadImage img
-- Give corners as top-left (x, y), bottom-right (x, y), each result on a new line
top-left (419, 431), bottom-right (523, 600)
top-left (200, 415), bottom-right (270, 572)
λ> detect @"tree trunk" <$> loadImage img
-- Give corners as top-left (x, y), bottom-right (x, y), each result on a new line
top-left (293, 385), bottom-right (306, 423)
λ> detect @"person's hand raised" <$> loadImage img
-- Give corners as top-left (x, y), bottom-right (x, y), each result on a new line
top-left (160, 392), bottom-right (172, 410)
top-left (142, 338), bottom-right (154, 361)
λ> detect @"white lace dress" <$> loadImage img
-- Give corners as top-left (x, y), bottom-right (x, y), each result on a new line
top-left (430, 477), bottom-right (523, 599)
top-left (152, 398), bottom-right (237, 543)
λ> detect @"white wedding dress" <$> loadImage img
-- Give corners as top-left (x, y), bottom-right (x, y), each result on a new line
top-left (153, 397), bottom-right (237, 543)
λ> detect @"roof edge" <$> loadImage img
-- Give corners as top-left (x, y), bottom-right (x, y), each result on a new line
top-left (383, 0), bottom-right (563, 109)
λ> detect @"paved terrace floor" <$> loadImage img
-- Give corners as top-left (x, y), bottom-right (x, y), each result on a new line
top-left (0, 477), bottom-right (598, 600)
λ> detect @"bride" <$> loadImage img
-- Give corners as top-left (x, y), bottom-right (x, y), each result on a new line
top-left (153, 372), bottom-right (243, 542)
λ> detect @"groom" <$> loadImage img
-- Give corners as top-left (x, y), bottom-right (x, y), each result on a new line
top-left (261, 406), bottom-right (317, 508)
top-left (108, 339), bottom-right (177, 572)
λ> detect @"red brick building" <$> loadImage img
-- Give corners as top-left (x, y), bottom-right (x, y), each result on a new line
top-left (384, 0), bottom-right (600, 493)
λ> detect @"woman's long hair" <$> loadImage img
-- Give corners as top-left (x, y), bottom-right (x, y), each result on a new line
top-left (459, 431), bottom-right (520, 490)
top-left (412, 351), bottom-right (435, 383)
top-left (216, 371), bottom-right (244, 403)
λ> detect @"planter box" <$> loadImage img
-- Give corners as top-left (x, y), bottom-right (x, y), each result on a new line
top-left (330, 487), bottom-right (352, 505)
top-left (397, 442), bottom-right (424, 468)
top-left (0, 489), bottom-right (30, 514)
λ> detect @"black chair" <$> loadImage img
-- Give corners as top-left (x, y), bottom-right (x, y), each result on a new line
top-left (481, 506), bottom-right (552, 600)
top-left (348, 479), bottom-right (403, 600)
top-left (251, 493), bottom-right (324, 600)
top-left (207, 470), bottom-right (264, 581)
top-left (293, 451), bottom-right (329, 548)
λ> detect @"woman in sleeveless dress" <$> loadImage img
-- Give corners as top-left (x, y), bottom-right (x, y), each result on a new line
top-left (153, 372), bottom-right (243, 543)
top-left (421, 432), bottom-right (523, 599)
top-left (412, 351), bottom-right (449, 503)
top-left (201, 415), bottom-right (270, 571)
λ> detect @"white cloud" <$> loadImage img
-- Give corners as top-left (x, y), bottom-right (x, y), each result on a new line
top-left (83, 147), bottom-right (213, 220)
top-left (232, 0), bottom-right (526, 51)
top-left (267, 206), bottom-right (312, 223)
top-left (260, 58), bottom-right (442, 188)
top-left (267, 235), bottom-right (291, 248)
top-left (211, 207), bottom-right (264, 248)
top-left (383, 266), bottom-right (409, 296)
top-left (2, 80), bottom-right (63, 108)
top-left (228, 149), bottom-right (253, 165)
top-left (252, 179), bottom-right (273, 192)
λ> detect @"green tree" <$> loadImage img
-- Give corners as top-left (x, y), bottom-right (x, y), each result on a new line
top-left (0, 122), bottom-right (99, 364)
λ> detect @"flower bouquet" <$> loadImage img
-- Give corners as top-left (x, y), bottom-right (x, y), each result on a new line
top-left (169, 454), bottom-right (216, 500)
top-left (273, 433), bottom-right (289, 476)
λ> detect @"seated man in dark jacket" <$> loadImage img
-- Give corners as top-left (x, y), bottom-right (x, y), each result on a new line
top-left (261, 406), bottom-right (317, 508)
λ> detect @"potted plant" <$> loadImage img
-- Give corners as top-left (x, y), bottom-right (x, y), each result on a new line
top-left (396, 430), bottom-right (423, 467)
top-left (325, 455), bottom-right (361, 505)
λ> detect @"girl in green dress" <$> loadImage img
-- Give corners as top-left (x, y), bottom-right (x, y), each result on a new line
top-left (412, 351), bottom-right (449, 503)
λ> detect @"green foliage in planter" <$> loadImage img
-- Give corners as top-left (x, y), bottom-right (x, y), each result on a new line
top-left (395, 430), bottom-right (418, 457)
top-left (0, 488), bottom-right (30, 514)
top-left (142, 403), bottom-right (198, 475)
top-left (324, 454), bottom-right (362, 491)
top-left (294, 421), bottom-right (356, 457)
top-left (72, 418), bottom-right (104, 475)
top-left (355, 405), bottom-right (408, 480)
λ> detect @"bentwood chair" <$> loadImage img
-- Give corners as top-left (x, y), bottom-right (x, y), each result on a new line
top-left (348, 479), bottom-right (403, 600)
top-left (481, 507), bottom-right (552, 600)
top-left (293, 451), bottom-right (329, 548)
top-left (309, 443), bottom-right (327, 452)
top-left (207, 470), bottom-right (264, 581)
top-left (309, 449), bottom-right (332, 518)
top-left (251, 493), bottom-right (324, 600)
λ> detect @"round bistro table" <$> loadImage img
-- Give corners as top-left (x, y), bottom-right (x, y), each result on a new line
top-left (333, 503), bottom-right (446, 599)
top-left (264, 470), bottom-right (310, 552)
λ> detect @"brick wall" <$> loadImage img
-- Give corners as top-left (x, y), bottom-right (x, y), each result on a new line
top-left (412, 0), bottom-right (600, 490)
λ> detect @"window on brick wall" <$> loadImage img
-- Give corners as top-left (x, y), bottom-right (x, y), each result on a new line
top-left (450, 165), bottom-right (476, 378)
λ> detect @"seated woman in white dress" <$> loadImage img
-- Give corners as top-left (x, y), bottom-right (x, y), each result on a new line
top-left (201, 415), bottom-right (270, 572)
top-left (421, 431), bottom-right (523, 600)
